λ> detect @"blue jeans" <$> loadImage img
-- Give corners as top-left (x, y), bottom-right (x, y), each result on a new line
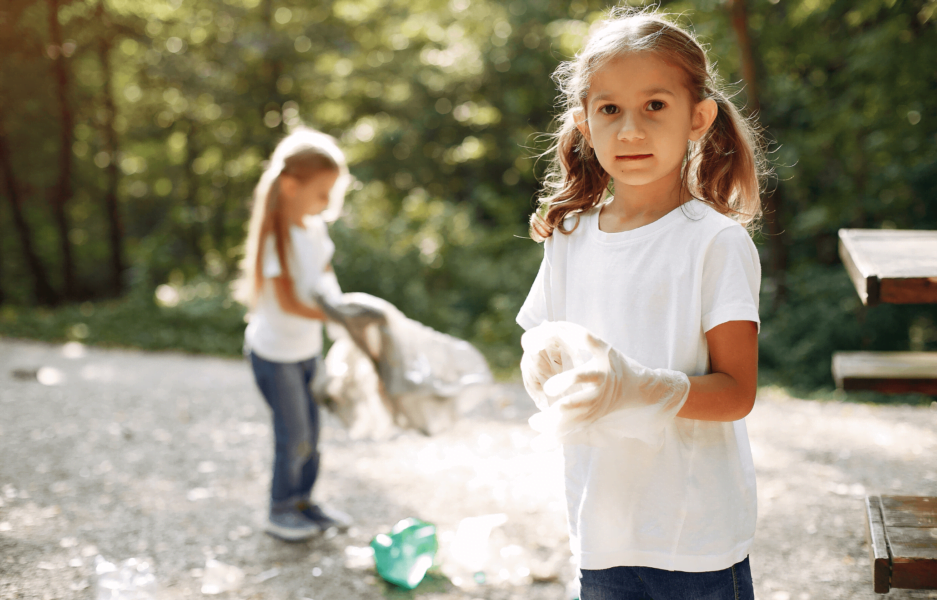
top-left (580, 557), bottom-right (753, 600)
top-left (249, 352), bottom-right (321, 511)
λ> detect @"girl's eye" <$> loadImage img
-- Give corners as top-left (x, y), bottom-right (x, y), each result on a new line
top-left (647, 100), bottom-right (666, 112)
top-left (599, 104), bottom-right (619, 115)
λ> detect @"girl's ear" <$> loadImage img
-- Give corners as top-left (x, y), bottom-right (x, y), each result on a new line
top-left (278, 174), bottom-right (298, 202)
top-left (573, 107), bottom-right (593, 148)
top-left (689, 98), bottom-right (718, 142)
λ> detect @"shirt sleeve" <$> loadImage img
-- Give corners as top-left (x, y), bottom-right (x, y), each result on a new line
top-left (700, 225), bottom-right (762, 333)
top-left (516, 248), bottom-right (550, 331)
top-left (291, 219), bottom-right (335, 301)
top-left (261, 236), bottom-right (282, 278)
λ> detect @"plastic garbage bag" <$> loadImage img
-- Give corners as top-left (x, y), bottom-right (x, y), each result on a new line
top-left (370, 517), bottom-right (438, 590)
top-left (313, 292), bottom-right (492, 436)
top-left (94, 556), bottom-right (156, 600)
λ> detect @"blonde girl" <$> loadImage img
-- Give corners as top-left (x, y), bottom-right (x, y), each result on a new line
top-left (517, 8), bottom-right (765, 599)
top-left (235, 127), bottom-right (353, 541)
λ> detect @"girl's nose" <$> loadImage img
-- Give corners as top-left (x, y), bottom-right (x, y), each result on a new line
top-left (617, 112), bottom-right (645, 142)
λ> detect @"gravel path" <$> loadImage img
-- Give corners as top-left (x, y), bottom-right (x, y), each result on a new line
top-left (1, 338), bottom-right (935, 600)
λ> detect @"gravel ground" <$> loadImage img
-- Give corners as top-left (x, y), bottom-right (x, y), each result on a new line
top-left (1, 338), bottom-right (936, 600)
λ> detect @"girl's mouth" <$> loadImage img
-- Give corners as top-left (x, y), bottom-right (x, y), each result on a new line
top-left (616, 154), bottom-right (652, 161)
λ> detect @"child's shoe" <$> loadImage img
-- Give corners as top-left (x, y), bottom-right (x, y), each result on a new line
top-left (265, 507), bottom-right (321, 542)
top-left (299, 502), bottom-right (353, 532)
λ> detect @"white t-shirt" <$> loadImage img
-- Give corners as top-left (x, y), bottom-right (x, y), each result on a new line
top-left (516, 200), bottom-right (761, 573)
top-left (245, 216), bottom-right (335, 363)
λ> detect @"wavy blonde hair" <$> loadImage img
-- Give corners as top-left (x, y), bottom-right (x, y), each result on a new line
top-left (531, 7), bottom-right (767, 240)
top-left (233, 127), bottom-right (350, 308)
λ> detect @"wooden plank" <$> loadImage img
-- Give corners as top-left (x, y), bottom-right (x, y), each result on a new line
top-left (832, 352), bottom-right (937, 395)
top-left (866, 495), bottom-right (892, 593)
top-left (880, 495), bottom-right (937, 591)
top-left (881, 496), bottom-right (937, 528)
top-left (839, 230), bottom-right (878, 306)
top-left (838, 229), bottom-right (937, 306)
top-left (840, 378), bottom-right (937, 395)
top-left (881, 278), bottom-right (937, 305)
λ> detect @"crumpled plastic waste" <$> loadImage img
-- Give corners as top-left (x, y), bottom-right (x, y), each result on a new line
top-left (439, 514), bottom-right (539, 589)
top-left (370, 517), bottom-right (438, 590)
top-left (520, 321), bottom-right (690, 449)
top-left (200, 559), bottom-right (245, 595)
top-left (313, 292), bottom-right (493, 437)
top-left (94, 556), bottom-right (156, 600)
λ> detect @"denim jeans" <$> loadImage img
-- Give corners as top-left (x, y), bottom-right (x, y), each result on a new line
top-left (249, 352), bottom-right (321, 511)
top-left (580, 556), bottom-right (754, 600)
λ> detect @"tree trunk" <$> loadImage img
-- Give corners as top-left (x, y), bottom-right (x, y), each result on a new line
top-left (0, 118), bottom-right (59, 305)
top-left (728, 0), bottom-right (788, 302)
top-left (97, 15), bottom-right (126, 297)
top-left (47, 0), bottom-right (77, 300)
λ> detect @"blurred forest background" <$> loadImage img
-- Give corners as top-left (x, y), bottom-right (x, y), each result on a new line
top-left (1, 0), bottom-right (936, 392)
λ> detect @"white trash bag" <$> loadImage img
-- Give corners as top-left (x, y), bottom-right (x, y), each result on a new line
top-left (312, 292), bottom-right (493, 437)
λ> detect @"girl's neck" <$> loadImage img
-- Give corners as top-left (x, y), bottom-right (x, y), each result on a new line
top-left (599, 170), bottom-right (688, 233)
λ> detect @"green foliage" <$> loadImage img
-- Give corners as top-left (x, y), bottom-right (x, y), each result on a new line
top-left (2, 0), bottom-right (936, 392)
top-left (0, 278), bottom-right (247, 356)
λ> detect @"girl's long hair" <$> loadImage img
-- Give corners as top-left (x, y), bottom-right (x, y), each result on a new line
top-left (531, 7), bottom-right (767, 241)
top-left (233, 127), bottom-right (350, 308)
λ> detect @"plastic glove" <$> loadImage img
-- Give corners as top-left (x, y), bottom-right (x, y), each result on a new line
top-left (520, 321), bottom-right (690, 448)
top-left (313, 290), bottom-right (386, 327)
top-left (312, 290), bottom-right (387, 361)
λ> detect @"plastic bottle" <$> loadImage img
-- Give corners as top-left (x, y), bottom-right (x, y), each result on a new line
top-left (370, 517), bottom-right (438, 590)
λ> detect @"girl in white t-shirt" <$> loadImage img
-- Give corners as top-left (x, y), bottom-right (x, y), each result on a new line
top-left (234, 128), bottom-right (353, 542)
top-left (516, 8), bottom-right (766, 599)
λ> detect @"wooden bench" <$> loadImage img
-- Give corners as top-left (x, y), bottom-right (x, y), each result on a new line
top-left (832, 351), bottom-right (937, 395)
top-left (865, 495), bottom-right (937, 593)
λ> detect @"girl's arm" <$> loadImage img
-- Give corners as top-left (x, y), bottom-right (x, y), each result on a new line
top-left (271, 273), bottom-right (328, 321)
top-left (677, 320), bottom-right (758, 422)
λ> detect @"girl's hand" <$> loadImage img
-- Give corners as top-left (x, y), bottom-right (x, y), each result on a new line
top-left (520, 322), bottom-right (690, 447)
top-left (520, 322), bottom-right (594, 412)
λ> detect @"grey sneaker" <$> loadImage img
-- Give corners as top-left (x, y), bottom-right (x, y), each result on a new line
top-left (265, 507), bottom-right (321, 542)
top-left (299, 502), bottom-right (353, 532)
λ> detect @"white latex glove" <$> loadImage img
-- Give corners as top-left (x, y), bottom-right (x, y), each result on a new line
top-left (520, 321), bottom-right (690, 449)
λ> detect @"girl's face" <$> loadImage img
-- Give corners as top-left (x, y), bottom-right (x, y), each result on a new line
top-left (575, 53), bottom-right (716, 196)
top-left (280, 169), bottom-right (339, 225)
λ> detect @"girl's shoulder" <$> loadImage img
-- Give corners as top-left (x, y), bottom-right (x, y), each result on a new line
top-left (681, 199), bottom-right (752, 239)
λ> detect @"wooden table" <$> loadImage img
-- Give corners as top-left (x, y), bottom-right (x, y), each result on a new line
top-left (865, 496), bottom-right (937, 593)
top-left (839, 229), bottom-right (937, 306)
top-left (834, 229), bottom-right (937, 394)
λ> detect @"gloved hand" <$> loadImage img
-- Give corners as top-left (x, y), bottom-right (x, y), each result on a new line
top-left (520, 321), bottom-right (690, 448)
top-left (312, 271), bottom-right (386, 326)
top-left (312, 282), bottom-right (388, 362)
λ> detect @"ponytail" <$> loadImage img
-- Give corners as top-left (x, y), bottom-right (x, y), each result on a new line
top-left (530, 114), bottom-right (610, 241)
top-left (687, 90), bottom-right (763, 228)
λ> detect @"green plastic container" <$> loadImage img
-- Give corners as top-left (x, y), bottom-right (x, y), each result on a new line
top-left (370, 518), bottom-right (438, 590)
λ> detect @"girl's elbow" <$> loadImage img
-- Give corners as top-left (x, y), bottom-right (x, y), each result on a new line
top-left (734, 388), bottom-right (756, 420)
